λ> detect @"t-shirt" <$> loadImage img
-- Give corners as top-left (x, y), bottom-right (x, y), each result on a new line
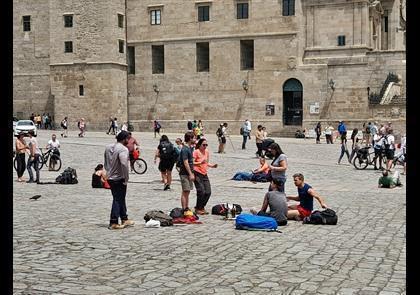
top-left (47, 139), bottom-right (60, 149)
top-left (104, 142), bottom-right (129, 182)
top-left (270, 154), bottom-right (287, 181)
top-left (193, 149), bottom-right (209, 175)
top-left (378, 176), bottom-right (396, 188)
top-left (265, 191), bottom-right (288, 224)
top-left (324, 126), bottom-right (333, 135)
top-left (383, 135), bottom-right (395, 150)
top-left (28, 137), bottom-right (41, 155)
top-left (373, 134), bottom-right (384, 149)
top-left (179, 145), bottom-right (194, 175)
top-left (298, 183), bottom-right (313, 211)
top-left (258, 162), bottom-right (270, 174)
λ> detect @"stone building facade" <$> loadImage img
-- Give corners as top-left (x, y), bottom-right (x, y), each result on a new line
top-left (13, 0), bottom-right (406, 135)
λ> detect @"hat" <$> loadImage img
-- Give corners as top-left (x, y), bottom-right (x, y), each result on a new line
top-left (116, 130), bottom-right (129, 141)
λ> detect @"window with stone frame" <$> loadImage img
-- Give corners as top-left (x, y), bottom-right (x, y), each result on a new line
top-left (64, 41), bottom-right (73, 53)
top-left (196, 42), bottom-right (209, 72)
top-left (282, 0), bottom-right (295, 16)
top-left (198, 5), bottom-right (210, 22)
top-left (118, 13), bottom-right (124, 28)
top-left (64, 15), bottom-right (73, 28)
top-left (22, 15), bottom-right (31, 32)
top-left (79, 85), bottom-right (84, 96)
top-left (150, 9), bottom-right (161, 25)
top-left (240, 40), bottom-right (254, 70)
top-left (237, 2), bottom-right (249, 19)
top-left (337, 35), bottom-right (346, 46)
top-left (119, 39), bottom-right (125, 53)
top-left (152, 45), bottom-right (164, 74)
top-left (127, 46), bottom-right (135, 74)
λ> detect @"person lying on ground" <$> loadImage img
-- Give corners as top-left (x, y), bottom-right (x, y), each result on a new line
top-left (287, 173), bottom-right (327, 221)
top-left (232, 157), bottom-right (271, 182)
top-left (250, 178), bottom-right (288, 226)
top-left (378, 170), bottom-right (402, 188)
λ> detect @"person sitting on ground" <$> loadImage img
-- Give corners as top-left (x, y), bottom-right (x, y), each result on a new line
top-left (250, 178), bottom-right (288, 226)
top-left (287, 173), bottom-right (328, 221)
top-left (232, 157), bottom-right (271, 182)
top-left (91, 164), bottom-right (110, 189)
top-left (378, 170), bottom-right (402, 188)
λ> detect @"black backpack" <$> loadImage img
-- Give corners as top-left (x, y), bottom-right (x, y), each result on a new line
top-left (303, 208), bottom-right (338, 225)
top-left (160, 141), bottom-right (175, 160)
top-left (216, 127), bottom-right (223, 137)
top-left (211, 203), bottom-right (243, 216)
top-left (383, 135), bottom-right (391, 151)
top-left (169, 207), bottom-right (184, 219)
top-left (56, 167), bottom-right (78, 184)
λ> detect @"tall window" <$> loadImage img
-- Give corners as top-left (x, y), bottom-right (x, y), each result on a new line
top-left (196, 42), bottom-right (209, 72)
top-left (337, 35), bottom-right (346, 46)
top-left (152, 45), bottom-right (164, 74)
top-left (237, 3), bottom-right (249, 19)
top-left (198, 6), bottom-right (210, 22)
top-left (118, 14), bottom-right (124, 28)
top-left (64, 15), bottom-right (73, 27)
top-left (150, 10), bottom-right (161, 25)
top-left (240, 40), bottom-right (254, 70)
top-left (22, 15), bottom-right (31, 32)
top-left (282, 0), bottom-right (295, 16)
top-left (79, 85), bottom-right (84, 96)
top-left (127, 46), bottom-right (135, 74)
top-left (118, 40), bottom-right (125, 53)
top-left (64, 41), bottom-right (73, 53)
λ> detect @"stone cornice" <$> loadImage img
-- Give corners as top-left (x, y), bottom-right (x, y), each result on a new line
top-left (49, 61), bottom-right (127, 67)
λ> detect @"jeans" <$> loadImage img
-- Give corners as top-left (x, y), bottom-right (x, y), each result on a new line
top-left (27, 154), bottom-right (40, 182)
top-left (257, 211), bottom-right (287, 226)
top-left (338, 149), bottom-right (350, 163)
top-left (256, 142), bottom-right (263, 156)
top-left (16, 153), bottom-right (26, 178)
top-left (242, 134), bottom-right (249, 149)
top-left (108, 179), bottom-right (128, 225)
top-left (194, 171), bottom-right (211, 210)
top-left (232, 172), bottom-right (252, 181)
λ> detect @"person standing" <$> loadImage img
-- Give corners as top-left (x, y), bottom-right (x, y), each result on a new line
top-left (193, 138), bottom-right (218, 215)
top-left (179, 132), bottom-right (195, 211)
top-left (324, 123), bottom-right (334, 144)
top-left (372, 132), bottom-right (385, 170)
top-left (350, 127), bottom-right (359, 150)
top-left (113, 118), bottom-right (119, 134)
top-left (60, 117), bottom-right (68, 138)
top-left (384, 128), bottom-right (396, 171)
top-left (126, 132), bottom-right (140, 172)
top-left (198, 120), bottom-right (204, 136)
top-left (337, 138), bottom-right (351, 164)
top-left (154, 135), bottom-right (177, 191)
top-left (255, 125), bottom-right (264, 157)
top-left (104, 131), bottom-right (135, 230)
top-left (121, 122), bottom-right (128, 132)
top-left (370, 122), bottom-right (378, 146)
top-left (46, 134), bottom-right (61, 171)
top-left (267, 143), bottom-right (288, 192)
top-left (15, 132), bottom-right (28, 182)
top-left (337, 121), bottom-right (347, 144)
top-left (400, 134), bottom-right (406, 175)
top-left (245, 119), bottom-right (252, 140)
top-left (26, 130), bottom-right (41, 183)
top-left (241, 119), bottom-right (251, 149)
top-left (349, 137), bottom-right (361, 163)
top-left (78, 118), bottom-right (86, 137)
top-left (107, 117), bottom-right (115, 135)
top-left (153, 120), bottom-right (161, 138)
top-left (315, 122), bottom-right (322, 144)
top-left (187, 120), bottom-right (193, 131)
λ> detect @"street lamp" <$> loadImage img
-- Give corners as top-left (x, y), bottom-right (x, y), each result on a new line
top-left (153, 84), bottom-right (159, 94)
top-left (241, 80), bottom-right (249, 92)
top-left (328, 79), bottom-right (335, 90)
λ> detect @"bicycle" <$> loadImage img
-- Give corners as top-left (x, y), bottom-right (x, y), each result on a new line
top-left (130, 150), bottom-right (147, 174)
top-left (353, 147), bottom-right (386, 170)
top-left (14, 148), bottom-right (62, 172)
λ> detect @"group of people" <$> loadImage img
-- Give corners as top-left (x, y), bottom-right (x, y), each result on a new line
top-left (187, 120), bottom-right (205, 139)
top-left (15, 132), bottom-right (61, 183)
top-left (30, 113), bottom-right (53, 130)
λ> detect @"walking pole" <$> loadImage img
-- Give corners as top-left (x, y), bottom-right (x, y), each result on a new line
top-left (228, 136), bottom-right (235, 151)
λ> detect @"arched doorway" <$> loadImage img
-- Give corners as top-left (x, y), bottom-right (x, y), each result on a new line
top-left (283, 78), bottom-right (303, 126)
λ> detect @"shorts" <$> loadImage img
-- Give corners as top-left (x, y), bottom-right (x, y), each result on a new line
top-left (159, 160), bottom-right (175, 172)
top-left (221, 137), bottom-right (226, 144)
top-left (297, 205), bottom-right (312, 218)
top-left (385, 149), bottom-right (395, 160)
top-left (180, 174), bottom-right (194, 191)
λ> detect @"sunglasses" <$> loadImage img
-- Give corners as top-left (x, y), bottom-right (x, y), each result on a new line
top-left (202, 144), bottom-right (208, 146)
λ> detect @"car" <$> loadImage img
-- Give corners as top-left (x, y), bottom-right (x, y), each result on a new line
top-left (14, 120), bottom-right (37, 136)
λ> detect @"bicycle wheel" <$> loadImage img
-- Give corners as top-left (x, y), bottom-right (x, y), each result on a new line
top-left (49, 154), bottom-right (62, 171)
top-left (133, 158), bottom-right (147, 174)
top-left (353, 155), bottom-right (368, 170)
top-left (37, 155), bottom-right (45, 170)
top-left (13, 157), bottom-right (18, 171)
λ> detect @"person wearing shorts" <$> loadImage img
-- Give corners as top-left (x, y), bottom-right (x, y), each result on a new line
top-left (287, 173), bottom-right (328, 221)
top-left (179, 132), bottom-right (195, 212)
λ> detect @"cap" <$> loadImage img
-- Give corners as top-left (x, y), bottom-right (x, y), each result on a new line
top-left (116, 130), bottom-right (129, 141)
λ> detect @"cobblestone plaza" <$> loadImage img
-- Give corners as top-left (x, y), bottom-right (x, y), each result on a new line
top-left (13, 130), bottom-right (406, 294)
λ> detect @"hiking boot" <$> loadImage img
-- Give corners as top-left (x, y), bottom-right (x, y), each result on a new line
top-left (108, 224), bottom-right (125, 230)
top-left (121, 219), bottom-right (135, 227)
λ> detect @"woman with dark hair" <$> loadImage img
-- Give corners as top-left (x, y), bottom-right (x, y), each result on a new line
top-left (155, 135), bottom-right (176, 190)
top-left (92, 164), bottom-right (110, 189)
top-left (193, 138), bottom-right (218, 214)
top-left (267, 143), bottom-right (288, 192)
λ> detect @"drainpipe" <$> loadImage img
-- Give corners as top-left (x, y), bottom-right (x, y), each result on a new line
top-left (125, 0), bottom-right (129, 126)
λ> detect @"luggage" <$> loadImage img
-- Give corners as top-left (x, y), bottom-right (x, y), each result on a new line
top-left (235, 214), bottom-right (278, 231)
top-left (56, 167), bottom-right (78, 184)
top-left (303, 208), bottom-right (338, 225)
top-left (144, 210), bottom-right (173, 226)
top-left (211, 203), bottom-right (242, 216)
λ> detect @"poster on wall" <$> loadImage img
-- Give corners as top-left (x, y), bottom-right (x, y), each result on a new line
top-left (309, 102), bottom-right (320, 114)
top-left (266, 104), bottom-right (275, 116)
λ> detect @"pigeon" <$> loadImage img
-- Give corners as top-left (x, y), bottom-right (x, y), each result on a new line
top-left (29, 195), bottom-right (42, 200)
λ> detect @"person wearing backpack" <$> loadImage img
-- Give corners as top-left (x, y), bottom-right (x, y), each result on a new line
top-left (60, 116), bottom-right (68, 138)
top-left (153, 120), bottom-right (161, 138)
top-left (241, 119), bottom-right (251, 150)
top-left (193, 138), bottom-right (218, 215)
top-left (384, 128), bottom-right (396, 171)
top-left (154, 135), bottom-right (177, 191)
top-left (287, 173), bottom-right (328, 221)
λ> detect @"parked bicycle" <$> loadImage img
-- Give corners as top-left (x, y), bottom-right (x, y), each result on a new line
top-left (14, 148), bottom-right (62, 172)
top-left (353, 147), bottom-right (387, 170)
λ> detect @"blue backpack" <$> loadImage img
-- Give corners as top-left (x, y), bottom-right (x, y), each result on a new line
top-left (235, 214), bottom-right (278, 231)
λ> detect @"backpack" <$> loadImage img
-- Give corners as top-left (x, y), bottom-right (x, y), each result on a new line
top-left (155, 122), bottom-right (161, 129)
top-left (235, 214), bottom-right (278, 231)
top-left (169, 207), bottom-right (184, 219)
top-left (383, 136), bottom-right (391, 151)
top-left (160, 141), bottom-right (175, 160)
top-left (56, 167), bottom-right (78, 184)
top-left (211, 203), bottom-right (242, 216)
top-left (303, 208), bottom-right (338, 225)
top-left (240, 127), bottom-right (244, 135)
top-left (60, 120), bottom-right (65, 128)
top-left (216, 127), bottom-right (223, 137)
top-left (144, 210), bottom-right (173, 226)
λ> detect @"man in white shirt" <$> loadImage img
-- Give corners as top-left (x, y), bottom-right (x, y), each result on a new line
top-left (47, 134), bottom-right (61, 171)
top-left (384, 129), bottom-right (396, 171)
top-left (245, 119), bottom-right (252, 140)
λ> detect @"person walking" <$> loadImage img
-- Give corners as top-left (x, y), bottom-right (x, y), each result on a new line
top-left (246, 119), bottom-right (252, 140)
top-left (315, 122), bottom-right (322, 144)
top-left (104, 131), bottom-right (135, 230)
top-left (153, 120), bottom-right (161, 138)
top-left (126, 132), bottom-right (140, 172)
top-left (267, 143), bottom-right (288, 192)
top-left (350, 127), bottom-right (359, 150)
top-left (217, 123), bottom-right (228, 153)
top-left (241, 119), bottom-right (251, 149)
top-left (107, 117), bottom-right (115, 135)
top-left (26, 130), bottom-right (41, 183)
top-left (78, 118), bottom-right (86, 137)
top-left (337, 138), bottom-right (351, 164)
top-left (337, 121), bottom-right (347, 144)
top-left (154, 135), bottom-right (177, 190)
top-left (193, 138), bottom-right (218, 215)
top-left (324, 123), bottom-right (334, 144)
top-left (15, 132), bottom-right (28, 182)
top-left (60, 117), bottom-right (68, 138)
top-left (179, 132), bottom-right (195, 212)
